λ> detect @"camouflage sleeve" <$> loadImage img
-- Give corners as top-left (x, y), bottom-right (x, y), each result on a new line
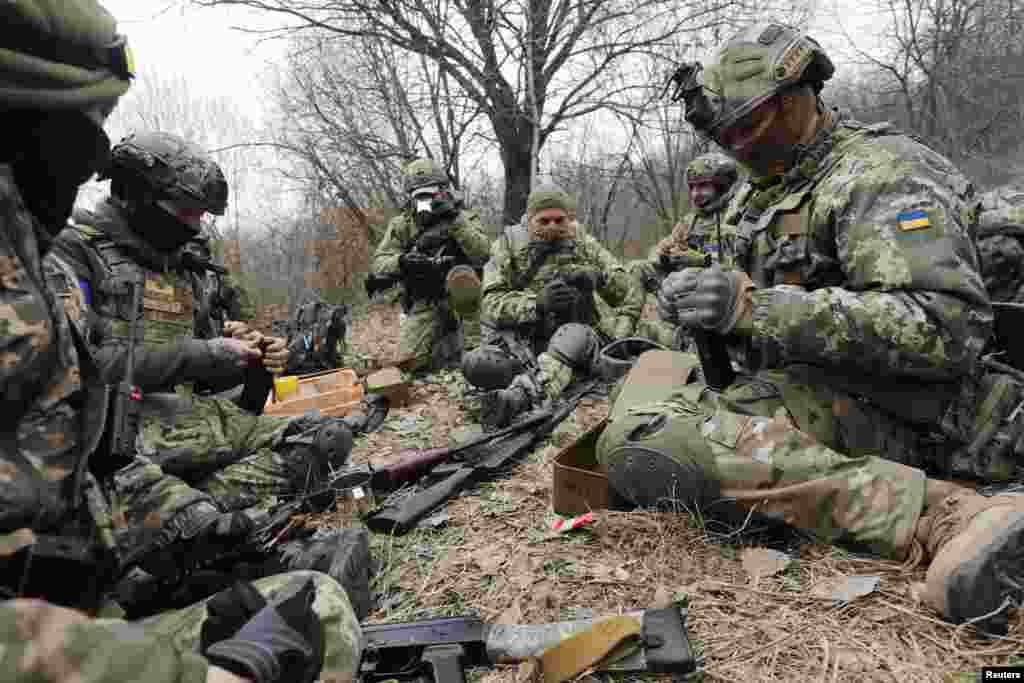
top-left (92, 336), bottom-right (246, 390)
top-left (371, 215), bottom-right (410, 276)
top-left (579, 231), bottom-right (643, 322)
top-left (225, 274), bottom-right (255, 321)
top-left (479, 233), bottom-right (539, 326)
top-left (0, 599), bottom-right (209, 683)
top-left (750, 135), bottom-right (992, 381)
top-left (0, 170), bottom-right (58, 412)
top-left (448, 209), bottom-right (493, 265)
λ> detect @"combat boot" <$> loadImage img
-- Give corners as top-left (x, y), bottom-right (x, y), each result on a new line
top-left (481, 375), bottom-right (541, 430)
top-left (916, 490), bottom-right (1024, 634)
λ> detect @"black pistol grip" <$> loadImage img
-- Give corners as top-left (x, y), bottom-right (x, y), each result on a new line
top-left (642, 605), bottom-right (696, 674)
top-left (422, 644), bottom-right (468, 683)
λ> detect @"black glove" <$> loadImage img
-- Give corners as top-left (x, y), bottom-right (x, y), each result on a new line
top-left (204, 578), bottom-right (325, 683)
top-left (201, 581), bottom-right (269, 651)
top-left (537, 280), bottom-right (579, 317)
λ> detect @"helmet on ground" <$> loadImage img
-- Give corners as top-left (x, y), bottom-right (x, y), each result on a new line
top-left (102, 131), bottom-right (228, 215)
top-left (666, 23), bottom-right (834, 139)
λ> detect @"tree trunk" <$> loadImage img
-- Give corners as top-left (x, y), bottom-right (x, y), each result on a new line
top-left (498, 126), bottom-right (535, 226)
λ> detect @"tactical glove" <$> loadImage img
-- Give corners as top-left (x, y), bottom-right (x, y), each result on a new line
top-left (201, 581), bottom-right (269, 653)
top-left (205, 578), bottom-right (324, 683)
top-left (537, 280), bottom-right (579, 317)
top-left (656, 268), bottom-right (703, 325)
top-left (677, 267), bottom-right (756, 334)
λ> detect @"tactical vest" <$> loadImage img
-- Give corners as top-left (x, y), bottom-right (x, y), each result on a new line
top-left (728, 120), bottom-right (898, 290)
top-left (75, 226), bottom-right (196, 349)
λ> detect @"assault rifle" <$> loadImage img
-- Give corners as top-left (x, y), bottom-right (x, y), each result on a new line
top-left (366, 381), bottom-right (599, 535)
top-left (360, 605), bottom-right (696, 683)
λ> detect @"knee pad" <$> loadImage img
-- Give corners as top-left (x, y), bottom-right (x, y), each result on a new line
top-left (546, 322), bottom-right (600, 373)
top-left (462, 344), bottom-right (524, 390)
top-left (600, 414), bottom-right (718, 510)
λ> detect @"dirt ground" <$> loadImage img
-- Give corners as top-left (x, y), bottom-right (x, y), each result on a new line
top-left (309, 302), bottom-right (1024, 683)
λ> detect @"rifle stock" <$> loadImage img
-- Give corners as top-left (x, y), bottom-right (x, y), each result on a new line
top-left (367, 383), bottom-right (596, 535)
top-left (371, 410), bottom-right (552, 493)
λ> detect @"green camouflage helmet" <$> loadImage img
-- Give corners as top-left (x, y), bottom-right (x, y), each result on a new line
top-left (403, 158), bottom-right (451, 194)
top-left (0, 0), bottom-right (134, 123)
top-left (686, 152), bottom-right (738, 187)
top-left (671, 23), bottom-right (834, 138)
top-left (101, 131), bottom-right (229, 214)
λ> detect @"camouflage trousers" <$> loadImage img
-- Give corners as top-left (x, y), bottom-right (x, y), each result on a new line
top-left (111, 390), bottom-right (322, 535)
top-left (397, 297), bottom-right (481, 374)
top-left (0, 571), bottom-right (361, 683)
top-left (597, 351), bottom-right (928, 560)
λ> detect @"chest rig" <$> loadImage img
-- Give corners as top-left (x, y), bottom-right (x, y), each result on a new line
top-left (727, 118), bottom-right (897, 290)
top-left (81, 229), bottom-right (195, 349)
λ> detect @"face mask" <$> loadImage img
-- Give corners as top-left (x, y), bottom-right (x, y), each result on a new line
top-left (130, 200), bottom-right (201, 253)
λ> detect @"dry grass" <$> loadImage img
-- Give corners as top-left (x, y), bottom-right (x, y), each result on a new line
top-left (310, 303), bottom-right (1024, 683)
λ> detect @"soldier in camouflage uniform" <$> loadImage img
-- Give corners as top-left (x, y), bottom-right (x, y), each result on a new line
top-left (976, 184), bottom-right (1024, 303)
top-left (370, 158), bottom-right (492, 373)
top-left (596, 23), bottom-right (1024, 634)
top-left (461, 185), bottom-right (645, 427)
top-left (52, 132), bottom-right (357, 559)
top-left (626, 153), bottom-right (742, 349)
top-left (0, 2), bottom-right (360, 682)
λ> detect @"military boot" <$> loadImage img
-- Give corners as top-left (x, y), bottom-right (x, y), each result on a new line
top-left (480, 385), bottom-right (532, 429)
top-left (480, 372), bottom-right (542, 429)
top-left (916, 491), bottom-right (1024, 634)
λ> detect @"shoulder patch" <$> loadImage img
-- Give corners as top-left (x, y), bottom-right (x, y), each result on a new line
top-left (896, 209), bottom-right (930, 232)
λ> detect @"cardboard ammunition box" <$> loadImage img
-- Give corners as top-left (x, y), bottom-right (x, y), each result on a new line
top-left (552, 419), bottom-right (611, 516)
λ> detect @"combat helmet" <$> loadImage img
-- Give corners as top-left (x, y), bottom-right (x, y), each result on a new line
top-left (402, 158), bottom-right (451, 194)
top-left (0, 0), bottom-right (134, 124)
top-left (102, 131), bottom-right (229, 215)
top-left (666, 23), bottom-right (834, 140)
top-left (687, 153), bottom-right (739, 188)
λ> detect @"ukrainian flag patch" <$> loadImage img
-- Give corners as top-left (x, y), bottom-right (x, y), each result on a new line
top-left (897, 209), bottom-right (931, 231)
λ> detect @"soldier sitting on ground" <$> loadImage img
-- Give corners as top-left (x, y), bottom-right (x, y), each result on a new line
top-left (52, 131), bottom-right (360, 574)
top-left (461, 184), bottom-right (647, 428)
top-left (596, 22), bottom-right (1024, 636)
top-left (626, 153), bottom-right (742, 349)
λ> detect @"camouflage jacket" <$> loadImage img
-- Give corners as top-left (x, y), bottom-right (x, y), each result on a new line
top-left (0, 165), bottom-right (111, 535)
top-left (52, 199), bottom-right (245, 392)
top-left (482, 220), bottom-right (643, 341)
top-left (372, 208), bottom-right (492, 279)
top-left (726, 114), bottom-right (991, 384)
top-left (1, 599), bottom-right (209, 683)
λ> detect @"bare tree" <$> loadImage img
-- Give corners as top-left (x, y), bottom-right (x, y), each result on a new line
top-left (838, 0), bottom-right (1024, 185)
top-left (193, 0), bottom-right (759, 224)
